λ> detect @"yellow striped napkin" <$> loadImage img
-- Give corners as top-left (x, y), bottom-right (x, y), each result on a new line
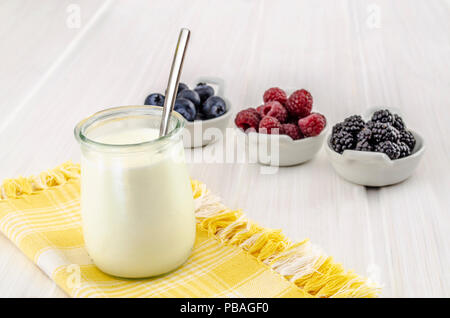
top-left (0, 162), bottom-right (379, 298)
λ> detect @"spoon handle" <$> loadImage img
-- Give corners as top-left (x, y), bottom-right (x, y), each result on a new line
top-left (159, 28), bottom-right (191, 137)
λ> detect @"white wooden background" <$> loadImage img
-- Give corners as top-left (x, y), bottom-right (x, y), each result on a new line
top-left (0, 0), bottom-right (449, 297)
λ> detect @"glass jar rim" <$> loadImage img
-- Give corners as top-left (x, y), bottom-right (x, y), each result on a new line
top-left (74, 105), bottom-right (185, 150)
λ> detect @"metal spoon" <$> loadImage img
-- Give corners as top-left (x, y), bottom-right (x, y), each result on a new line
top-left (159, 28), bottom-right (191, 137)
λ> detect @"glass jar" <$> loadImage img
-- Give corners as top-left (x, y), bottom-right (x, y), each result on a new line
top-left (74, 106), bottom-right (195, 278)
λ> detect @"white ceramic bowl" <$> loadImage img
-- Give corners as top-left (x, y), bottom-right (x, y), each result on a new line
top-left (181, 76), bottom-right (232, 148)
top-left (234, 87), bottom-right (328, 167)
top-left (325, 110), bottom-right (425, 186)
top-left (236, 120), bottom-right (328, 167)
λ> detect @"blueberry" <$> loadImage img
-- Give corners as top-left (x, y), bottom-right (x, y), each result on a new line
top-left (194, 83), bottom-right (215, 103)
top-left (177, 89), bottom-right (201, 108)
top-left (174, 98), bottom-right (196, 121)
top-left (195, 113), bottom-right (205, 121)
top-left (177, 82), bottom-right (189, 95)
top-left (144, 93), bottom-right (165, 106)
top-left (200, 96), bottom-right (226, 119)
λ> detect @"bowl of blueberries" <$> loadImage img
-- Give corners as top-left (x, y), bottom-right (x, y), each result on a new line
top-left (325, 108), bottom-right (425, 187)
top-left (144, 76), bottom-right (232, 148)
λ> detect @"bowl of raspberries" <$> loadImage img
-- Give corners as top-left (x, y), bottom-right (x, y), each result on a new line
top-left (325, 108), bottom-right (425, 186)
top-left (234, 87), bottom-right (328, 166)
top-left (144, 76), bottom-right (232, 148)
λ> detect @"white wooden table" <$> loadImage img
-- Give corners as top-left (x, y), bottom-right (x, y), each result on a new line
top-left (1, 0), bottom-right (449, 297)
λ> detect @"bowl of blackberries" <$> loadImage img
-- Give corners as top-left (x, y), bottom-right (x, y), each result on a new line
top-left (144, 77), bottom-right (231, 147)
top-left (325, 108), bottom-right (425, 186)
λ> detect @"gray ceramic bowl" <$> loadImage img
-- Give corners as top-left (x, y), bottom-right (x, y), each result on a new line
top-left (325, 109), bottom-right (425, 186)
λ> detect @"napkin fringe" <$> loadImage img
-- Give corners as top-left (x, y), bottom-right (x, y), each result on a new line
top-left (0, 161), bottom-right (80, 200)
top-left (191, 180), bottom-right (380, 298)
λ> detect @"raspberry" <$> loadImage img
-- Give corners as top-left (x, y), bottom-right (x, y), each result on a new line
top-left (235, 108), bottom-right (261, 132)
top-left (312, 112), bottom-right (327, 125)
top-left (259, 101), bottom-right (288, 123)
top-left (256, 105), bottom-right (265, 117)
top-left (263, 87), bottom-right (287, 105)
top-left (298, 113), bottom-right (326, 137)
top-left (286, 115), bottom-right (300, 124)
top-left (244, 107), bottom-right (260, 117)
top-left (281, 123), bottom-right (303, 140)
top-left (286, 89), bottom-right (313, 118)
top-left (259, 116), bottom-right (282, 134)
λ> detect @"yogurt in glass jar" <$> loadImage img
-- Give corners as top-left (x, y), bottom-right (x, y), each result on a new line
top-left (74, 106), bottom-right (195, 278)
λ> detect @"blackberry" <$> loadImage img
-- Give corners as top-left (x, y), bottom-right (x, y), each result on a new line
top-left (393, 114), bottom-right (405, 131)
top-left (357, 127), bottom-right (372, 142)
top-left (355, 126), bottom-right (374, 151)
top-left (376, 141), bottom-right (401, 160)
top-left (371, 109), bottom-right (394, 125)
top-left (399, 130), bottom-right (416, 150)
top-left (369, 121), bottom-right (400, 143)
top-left (332, 122), bottom-right (344, 134)
top-left (342, 115), bottom-right (365, 135)
top-left (397, 141), bottom-right (411, 158)
top-left (331, 131), bottom-right (355, 154)
top-left (356, 139), bottom-right (373, 152)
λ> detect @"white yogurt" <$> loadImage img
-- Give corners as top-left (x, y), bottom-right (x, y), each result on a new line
top-left (80, 127), bottom-right (196, 278)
